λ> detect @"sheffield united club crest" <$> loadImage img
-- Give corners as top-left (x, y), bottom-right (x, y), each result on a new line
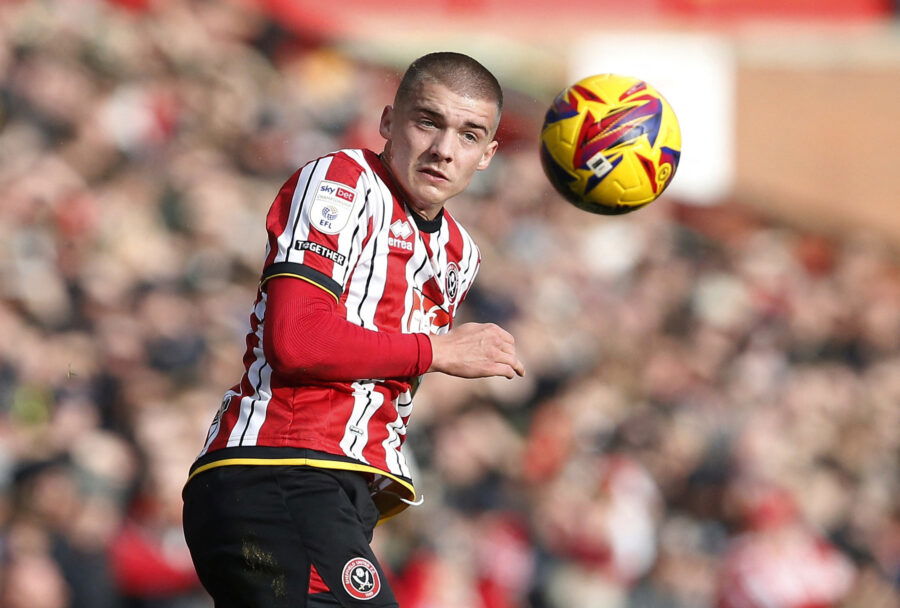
top-left (445, 262), bottom-right (459, 302)
top-left (341, 557), bottom-right (381, 600)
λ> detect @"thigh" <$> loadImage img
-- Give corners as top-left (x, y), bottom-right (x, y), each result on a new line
top-left (183, 466), bottom-right (311, 608)
top-left (274, 467), bottom-right (398, 608)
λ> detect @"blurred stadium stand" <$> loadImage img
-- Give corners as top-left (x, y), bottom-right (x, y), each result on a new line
top-left (0, 1), bottom-right (897, 607)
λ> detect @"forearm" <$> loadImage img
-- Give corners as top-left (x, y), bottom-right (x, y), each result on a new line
top-left (263, 276), bottom-right (432, 381)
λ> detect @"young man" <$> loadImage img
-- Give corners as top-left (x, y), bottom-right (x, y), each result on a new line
top-left (182, 52), bottom-right (524, 607)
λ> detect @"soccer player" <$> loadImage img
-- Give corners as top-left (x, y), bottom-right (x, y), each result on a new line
top-left (182, 52), bottom-right (524, 607)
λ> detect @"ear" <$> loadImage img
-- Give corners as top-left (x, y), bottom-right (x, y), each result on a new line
top-left (476, 140), bottom-right (499, 171)
top-left (378, 105), bottom-right (393, 140)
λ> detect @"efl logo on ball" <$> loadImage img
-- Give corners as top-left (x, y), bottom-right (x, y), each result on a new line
top-left (341, 557), bottom-right (381, 600)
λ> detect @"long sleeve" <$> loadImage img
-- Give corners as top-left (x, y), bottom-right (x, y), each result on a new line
top-left (262, 276), bottom-right (433, 382)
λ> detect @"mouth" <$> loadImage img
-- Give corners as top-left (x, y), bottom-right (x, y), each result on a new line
top-left (418, 167), bottom-right (449, 182)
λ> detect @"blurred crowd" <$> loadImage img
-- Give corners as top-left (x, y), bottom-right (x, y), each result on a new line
top-left (0, 1), bottom-right (897, 607)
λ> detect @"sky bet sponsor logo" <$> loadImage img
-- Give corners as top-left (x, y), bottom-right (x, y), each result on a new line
top-left (318, 182), bottom-right (355, 203)
top-left (294, 240), bottom-right (347, 265)
top-left (335, 187), bottom-right (354, 202)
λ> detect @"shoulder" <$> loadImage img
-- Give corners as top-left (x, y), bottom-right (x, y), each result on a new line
top-left (302, 149), bottom-right (369, 185)
top-left (443, 210), bottom-right (480, 252)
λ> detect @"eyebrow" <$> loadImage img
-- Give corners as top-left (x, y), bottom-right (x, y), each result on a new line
top-left (414, 106), bottom-right (490, 135)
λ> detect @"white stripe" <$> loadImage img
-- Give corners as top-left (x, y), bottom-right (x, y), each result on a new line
top-left (420, 226), bottom-right (452, 324)
top-left (339, 382), bottom-right (384, 463)
top-left (401, 254), bottom-right (415, 333)
top-left (397, 388), bottom-right (414, 418)
top-left (343, 148), bottom-right (369, 168)
top-left (436, 222), bottom-right (451, 284)
top-left (358, 181), bottom-right (392, 329)
top-left (339, 150), bottom-right (376, 288)
top-left (275, 160), bottom-right (328, 264)
top-left (238, 363), bottom-right (273, 445)
top-left (335, 180), bottom-right (370, 286)
top-left (227, 295), bottom-right (270, 446)
top-left (292, 160), bottom-right (337, 267)
top-left (382, 407), bottom-right (409, 477)
top-left (344, 177), bottom-right (391, 329)
top-left (427, 224), bottom-right (452, 302)
top-left (401, 215), bottom-right (429, 333)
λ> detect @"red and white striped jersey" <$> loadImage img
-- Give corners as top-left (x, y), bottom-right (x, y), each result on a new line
top-left (190, 149), bottom-right (480, 518)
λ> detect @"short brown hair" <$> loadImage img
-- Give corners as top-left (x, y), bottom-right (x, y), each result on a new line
top-left (395, 52), bottom-right (503, 116)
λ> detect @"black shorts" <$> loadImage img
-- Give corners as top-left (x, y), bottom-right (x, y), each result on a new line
top-left (182, 465), bottom-right (398, 608)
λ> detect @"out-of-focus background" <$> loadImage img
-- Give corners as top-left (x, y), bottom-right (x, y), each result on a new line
top-left (0, 0), bottom-right (898, 607)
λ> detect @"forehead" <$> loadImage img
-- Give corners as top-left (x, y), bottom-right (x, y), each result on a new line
top-left (402, 80), bottom-right (499, 130)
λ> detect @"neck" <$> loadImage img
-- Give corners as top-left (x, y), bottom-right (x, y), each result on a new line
top-left (408, 202), bottom-right (442, 221)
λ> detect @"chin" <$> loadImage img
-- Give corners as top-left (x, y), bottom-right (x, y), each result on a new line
top-left (410, 184), bottom-right (450, 206)
top-left (410, 195), bottom-right (443, 211)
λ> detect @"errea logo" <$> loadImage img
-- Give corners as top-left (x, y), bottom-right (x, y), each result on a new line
top-left (390, 220), bottom-right (412, 239)
top-left (388, 220), bottom-right (413, 252)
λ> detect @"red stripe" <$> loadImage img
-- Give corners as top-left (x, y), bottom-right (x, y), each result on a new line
top-left (572, 84), bottom-right (605, 103)
top-left (636, 153), bottom-right (659, 194)
top-left (618, 81), bottom-right (647, 101)
top-left (373, 199), bottom-right (412, 330)
top-left (443, 214), bottom-right (465, 266)
top-left (361, 387), bottom-right (397, 466)
top-left (339, 215), bottom-right (374, 309)
top-left (207, 393), bottom-right (237, 452)
top-left (265, 168), bottom-right (303, 268)
top-left (208, 395), bottom-right (239, 452)
top-left (308, 563), bottom-right (330, 594)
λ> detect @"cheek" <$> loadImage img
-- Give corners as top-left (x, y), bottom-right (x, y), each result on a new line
top-left (395, 135), bottom-right (422, 163)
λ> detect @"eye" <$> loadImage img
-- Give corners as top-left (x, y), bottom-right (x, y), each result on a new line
top-left (418, 118), bottom-right (436, 128)
top-left (462, 132), bottom-right (479, 143)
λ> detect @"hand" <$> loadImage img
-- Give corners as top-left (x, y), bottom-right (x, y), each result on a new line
top-left (427, 323), bottom-right (525, 380)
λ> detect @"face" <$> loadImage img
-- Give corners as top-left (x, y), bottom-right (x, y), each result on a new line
top-left (379, 80), bottom-right (499, 218)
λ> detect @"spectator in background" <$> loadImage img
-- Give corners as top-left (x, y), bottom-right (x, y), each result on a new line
top-left (715, 481), bottom-right (855, 608)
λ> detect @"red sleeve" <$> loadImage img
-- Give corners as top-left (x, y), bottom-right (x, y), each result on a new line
top-left (262, 277), bottom-right (433, 382)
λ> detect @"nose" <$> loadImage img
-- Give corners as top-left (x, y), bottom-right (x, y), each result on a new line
top-left (429, 129), bottom-right (454, 163)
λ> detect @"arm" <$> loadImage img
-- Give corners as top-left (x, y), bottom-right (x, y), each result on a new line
top-left (263, 277), bottom-right (432, 381)
top-left (263, 277), bottom-right (525, 382)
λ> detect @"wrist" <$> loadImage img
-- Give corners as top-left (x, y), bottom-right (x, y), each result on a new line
top-left (416, 333), bottom-right (435, 375)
